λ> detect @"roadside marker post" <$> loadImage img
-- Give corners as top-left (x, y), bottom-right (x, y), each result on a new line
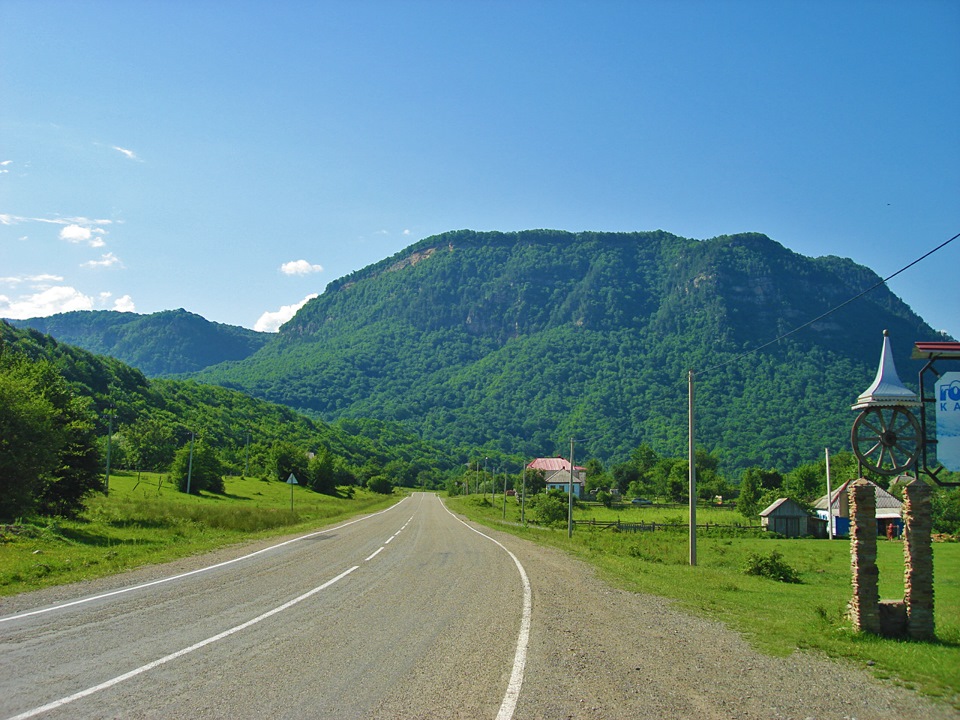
top-left (286, 473), bottom-right (298, 511)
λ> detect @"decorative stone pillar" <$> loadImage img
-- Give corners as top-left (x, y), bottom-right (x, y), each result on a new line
top-left (903, 479), bottom-right (935, 641)
top-left (849, 479), bottom-right (880, 634)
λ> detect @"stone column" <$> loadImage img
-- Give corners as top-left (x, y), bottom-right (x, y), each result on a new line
top-left (903, 479), bottom-right (935, 641)
top-left (849, 479), bottom-right (880, 634)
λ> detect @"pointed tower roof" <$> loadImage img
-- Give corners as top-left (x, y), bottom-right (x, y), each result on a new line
top-left (851, 330), bottom-right (920, 410)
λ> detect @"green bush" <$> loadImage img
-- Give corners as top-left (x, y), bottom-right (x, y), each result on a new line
top-left (528, 493), bottom-right (567, 527)
top-left (742, 549), bottom-right (801, 583)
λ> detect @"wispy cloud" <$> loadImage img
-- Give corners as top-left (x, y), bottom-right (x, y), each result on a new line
top-left (0, 160), bottom-right (11, 174)
top-left (81, 252), bottom-right (122, 269)
top-left (0, 274), bottom-right (64, 286)
top-left (254, 294), bottom-right (318, 333)
top-left (280, 259), bottom-right (324, 276)
top-left (112, 145), bottom-right (141, 162)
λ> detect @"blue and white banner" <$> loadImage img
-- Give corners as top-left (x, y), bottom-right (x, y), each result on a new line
top-left (936, 371), bottom-right (960, 471)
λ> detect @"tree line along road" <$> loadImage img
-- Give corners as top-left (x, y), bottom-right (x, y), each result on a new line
top-left (1, 492), bottom-right (955, 719)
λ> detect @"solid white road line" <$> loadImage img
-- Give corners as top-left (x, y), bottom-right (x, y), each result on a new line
top-left (4, 566), bottom-right (360, 720)
top-left (440, 498), bottom-right (532, 720)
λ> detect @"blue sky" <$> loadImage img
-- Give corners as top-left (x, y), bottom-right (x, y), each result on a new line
top-left (2, 0), bottom-right (958, 337)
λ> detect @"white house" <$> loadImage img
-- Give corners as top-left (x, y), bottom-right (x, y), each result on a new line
top-left (527, 457), bottom-right (586, 498)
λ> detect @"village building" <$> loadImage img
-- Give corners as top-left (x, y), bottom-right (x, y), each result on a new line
top-left (527, 457), bottom-right (586, 498)
top-left (758, 497), bottom-right (826, 538)
top-left (814, 478), bottom-right (904, 538)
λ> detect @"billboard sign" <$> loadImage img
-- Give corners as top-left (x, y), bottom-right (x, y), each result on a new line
top-left (936, 372), bottom-right (960, 471)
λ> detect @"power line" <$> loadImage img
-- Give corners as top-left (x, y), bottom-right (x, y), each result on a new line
top-left (699, 231), bottom-right (959, 376)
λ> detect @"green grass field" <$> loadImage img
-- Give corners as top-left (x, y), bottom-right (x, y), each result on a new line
top-left (0, 471), bottom-right (401, 595)
top-left (450, 495), bottom-right (960, 710)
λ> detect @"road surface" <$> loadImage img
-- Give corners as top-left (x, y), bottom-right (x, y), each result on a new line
top-left (0, 493), bottom-right (529, 720)
top-left (2, 492), bottom-right (956, 719)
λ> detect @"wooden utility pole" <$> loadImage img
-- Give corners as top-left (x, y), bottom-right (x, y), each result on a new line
top-left (688, 370), bottom-right (697, 566)
top-left (568, 438), bottom-right (575, 538)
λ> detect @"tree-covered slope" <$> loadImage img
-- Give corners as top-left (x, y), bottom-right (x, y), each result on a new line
top-left (8, 308), bottom-right (270, 376)
top-left (187, 229), bottom-right (947, 472)
top-left (0, 321), bottom-right (452, 477)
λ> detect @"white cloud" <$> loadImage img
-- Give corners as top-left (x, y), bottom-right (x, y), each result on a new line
top-left (0, 285), bottom-right (95, 319)
top-left (81, 252), bottom-right (122, 269)
top-left (0, 160), bottom-right (10, 174)
top-left (112, 294), bottom-right (135, 312)
top-left (254, 294), bottom-right (318, 333)
top-left (403, 229), bottom-right (411, 235)
top-left (280, 259), bottom-right (324, 276)
top-left (59, 223), bottom-right (107, 247)
top-left (112, 146), bottom-right (140, 161)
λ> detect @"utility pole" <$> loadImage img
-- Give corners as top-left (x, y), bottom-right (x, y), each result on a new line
top-left (104, 408), bottom-right (114, 495)
top-left (825, 447), bottom-right (834, 540)
top-left (502, 467), bottom-right (507, 519)
top-left (568, 437), bottom-right (575, 538)
top-left (186, 431), bottom-right (195, 495)
top-left (484, 457), bottom-right (489, 502)
top-left (521, 464), bottom-right (526, 526)
top-left (688, 370), bottom-right (697, 566)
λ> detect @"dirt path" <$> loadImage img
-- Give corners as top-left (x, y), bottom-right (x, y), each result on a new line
top-left (485, 523), bottom-right (958, 720)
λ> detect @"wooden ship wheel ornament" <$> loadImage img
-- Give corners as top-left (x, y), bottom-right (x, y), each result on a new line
top-left (851, 330), bottom-right (922, 476)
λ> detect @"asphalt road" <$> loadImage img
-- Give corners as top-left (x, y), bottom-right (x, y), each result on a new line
top-left (0, 493), bottom-right (531, 720)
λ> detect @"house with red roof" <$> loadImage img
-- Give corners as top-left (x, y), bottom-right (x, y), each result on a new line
top-left (527, 457), bottom-right (586, 498)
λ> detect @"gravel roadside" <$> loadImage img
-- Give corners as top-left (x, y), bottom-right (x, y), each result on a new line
top-left (481, 522), bottom-right (959, 720)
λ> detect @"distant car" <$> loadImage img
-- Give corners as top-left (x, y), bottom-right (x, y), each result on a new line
top-left (631, 498), bottom-right (652, 505)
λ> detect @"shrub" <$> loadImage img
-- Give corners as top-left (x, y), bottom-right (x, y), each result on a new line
top-left (742, 549), bottom-right (801, 583)
top-left (528, 493), bottom-right (567, 527)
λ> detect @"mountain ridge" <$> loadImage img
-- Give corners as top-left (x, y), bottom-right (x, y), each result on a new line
top-left (7, 308), bottom-right (270, 376)
top-left (7, 229), bottom-right (946, 474)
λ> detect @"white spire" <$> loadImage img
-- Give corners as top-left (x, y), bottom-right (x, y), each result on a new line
top-left (851, 330), bottom-right (920, 410)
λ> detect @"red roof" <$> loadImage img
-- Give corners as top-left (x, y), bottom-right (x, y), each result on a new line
top-left (527, 457), bottom-right (586, 472)
top-left (912, 341), bottom-right (960, 360)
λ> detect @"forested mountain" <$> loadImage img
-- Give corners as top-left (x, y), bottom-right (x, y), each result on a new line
top-left (8, 309), bottom-right (269, 376)
top-left (0, 321), bottom-right (454, 488)
top-left (190, 229), bottom-right (946, 474)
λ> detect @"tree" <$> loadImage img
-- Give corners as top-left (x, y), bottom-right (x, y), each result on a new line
top-left (270, 441), bottom-right (308, 484)
top-left (126, 417), bottom-right (177, 472)
top-left (307, 447), bottom-right (336, 495)
top-left (172, 439), bottom-right (225, 494)
top-left (0, 349), bottom-right (102, 520)
top-left (0, 356), bottom-right (59, 520)
top-left (611, 462), bottom-right (641, 495)
top-left (738, 467), bottom-right (765, 519)
top-left (783, 462), bottom-right (823, 504)
top-left (367, 476), bottom-right (393, 494)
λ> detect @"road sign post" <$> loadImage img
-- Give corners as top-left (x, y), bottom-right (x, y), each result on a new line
top-left (286, 473), bottom-right (298, 511)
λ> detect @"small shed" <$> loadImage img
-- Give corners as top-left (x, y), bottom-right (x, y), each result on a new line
top-left (759, 498), bottom-right (823, 538)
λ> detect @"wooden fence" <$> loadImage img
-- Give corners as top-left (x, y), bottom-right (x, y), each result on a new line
top-left (572, 519), bottom-right (761, 533)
